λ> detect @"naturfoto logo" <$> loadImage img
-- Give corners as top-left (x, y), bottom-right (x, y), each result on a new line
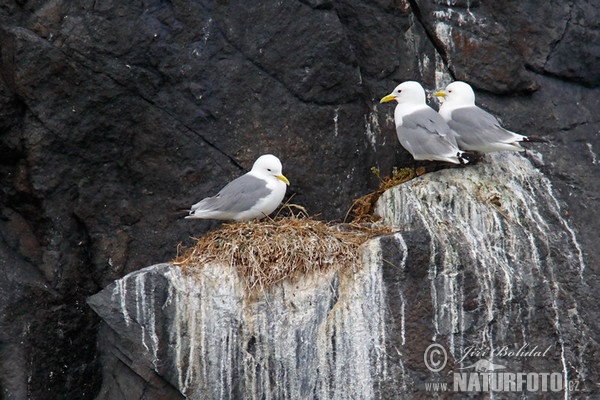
top-left (423, 343), bottom-right (582, 394)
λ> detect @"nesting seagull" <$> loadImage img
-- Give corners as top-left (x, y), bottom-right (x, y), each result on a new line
top-left (434, 81), bottom-right (542, 153)
top-left (186, 154), bottom-right (289, 221)
top-left (380, 81), bottom-right (471, 164)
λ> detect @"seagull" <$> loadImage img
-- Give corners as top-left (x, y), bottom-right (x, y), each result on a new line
top-left (380, 81), bottom-right (471, 164)
top-left (434, 81), bottom-right (544, 153)
top-left (186, 154), bottom-right (289, 221)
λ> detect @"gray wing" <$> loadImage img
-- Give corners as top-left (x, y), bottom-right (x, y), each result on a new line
top-left (191, 174), bottom-right (270, 214)
top-left (449, 107), bottom-right (524, 147)
top-left (398, 108), bottom-right (460, 158)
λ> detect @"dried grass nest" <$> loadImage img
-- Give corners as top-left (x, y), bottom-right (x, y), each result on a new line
top-left (173, 216), bottom-right (391, 293)
top-left (348, 166), bottom-right (425, 222)
top-left (172, 166), bottom-right (425, 294)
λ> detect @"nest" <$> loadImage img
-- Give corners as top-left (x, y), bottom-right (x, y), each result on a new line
top-left (171, 166), bottom-right (424, 294)
top-left (348, 166), bottom-right (425, 222)
top-left (172, 216), bottom-right (390, 294)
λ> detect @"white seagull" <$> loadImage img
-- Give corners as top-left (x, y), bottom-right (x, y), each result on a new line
top-left (434, 81), bottom-right (542, 153)
top-left (186, 154), bottom-right (289, 221)
top-left (380, 81), bottom-right (470, 164)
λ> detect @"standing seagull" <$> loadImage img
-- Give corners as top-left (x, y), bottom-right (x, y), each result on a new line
top-left (434, 81), bottom-right (542, 153)
top-left (380, 81), bottom-right (470, 164)
top-left (186, 154), bottom-right (290, 221)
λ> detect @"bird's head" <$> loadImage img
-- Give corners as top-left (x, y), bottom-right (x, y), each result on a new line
top-left (433, 81), bottom-right (476, 106)
top-left (252, 154), bottom-right (290, 185)
top-left (380, 81), bottom-right (427, 105)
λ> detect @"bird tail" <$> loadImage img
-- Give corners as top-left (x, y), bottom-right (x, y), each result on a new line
top-left (458, 151), bottom-right (482, 165)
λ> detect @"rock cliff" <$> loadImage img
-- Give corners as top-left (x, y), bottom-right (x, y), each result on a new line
top-left (88, 152), bottom-right (599, 398)
top-left (1, 1), bottom-right (599, 398)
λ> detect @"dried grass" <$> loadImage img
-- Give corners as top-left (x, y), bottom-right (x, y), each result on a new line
top-left (171, 167), bottom-right (422, 294)
top-left (173, 215), bottom-right (391, 294)
top-left (347, 166), bottom-right (424, 222)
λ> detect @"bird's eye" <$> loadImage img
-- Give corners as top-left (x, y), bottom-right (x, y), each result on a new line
top-left (267, 168), bottom-right (272, 172)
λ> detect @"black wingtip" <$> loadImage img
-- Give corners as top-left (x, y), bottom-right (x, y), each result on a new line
top-left (173, 208), bottom-right (191, 219)
top-left (523, 135), bottom-right (549, 143)
top-left (458, 151), bottom-right (483, 165)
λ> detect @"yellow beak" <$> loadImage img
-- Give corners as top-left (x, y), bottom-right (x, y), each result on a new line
top-left (380, 94), bottom-right (396, 103)
top-left (276, 174), bottom-right (290, 185)
top-left (433, 90), bottom-right (446, 98)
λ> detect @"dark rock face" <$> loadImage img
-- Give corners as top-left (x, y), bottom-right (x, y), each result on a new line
top-left (0, 1), bottom-right (598, 399)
